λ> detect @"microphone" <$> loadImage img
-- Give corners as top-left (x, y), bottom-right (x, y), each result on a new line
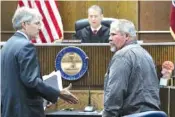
top-left (84, 56), bottom-right (95, 112)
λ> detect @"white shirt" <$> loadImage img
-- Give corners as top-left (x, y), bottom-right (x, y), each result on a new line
top-left (91, 25), bottom-right (102, 33)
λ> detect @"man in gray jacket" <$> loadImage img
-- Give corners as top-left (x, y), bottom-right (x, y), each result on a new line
top-left (103, 19), bottom-right (160, 117)
top-left (1, 7), bottom-right (78, 117)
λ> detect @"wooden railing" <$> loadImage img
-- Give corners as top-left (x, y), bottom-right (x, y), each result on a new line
top-left (33, 43), bottom-right (175, 89)
top-left (1, 43), bottom-right (175, 89)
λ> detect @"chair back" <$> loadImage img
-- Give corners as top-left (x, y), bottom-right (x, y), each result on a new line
top-left (75, 18), bottom-right (117, 32)
top-left (123, 111), bottom-right (167, 117)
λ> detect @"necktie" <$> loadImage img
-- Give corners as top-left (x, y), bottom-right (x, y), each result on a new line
top-left (93, 30), bottom-right (97, 35)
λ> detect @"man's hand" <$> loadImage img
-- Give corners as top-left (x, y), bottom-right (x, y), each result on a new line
top-left (59, 83), bottom-right (79, 104)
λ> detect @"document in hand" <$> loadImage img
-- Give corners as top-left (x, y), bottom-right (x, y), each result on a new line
top-left (42, 71), bottom-right (63, 109)
top-left (43, 71), bottom-right (63, 91)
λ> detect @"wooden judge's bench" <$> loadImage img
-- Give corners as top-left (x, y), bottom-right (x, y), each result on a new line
top-left (35, 42), bottom-right (175, 90)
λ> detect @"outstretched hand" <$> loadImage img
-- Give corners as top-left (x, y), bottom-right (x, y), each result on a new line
top-left (59, 83), bottom-right (79, 104)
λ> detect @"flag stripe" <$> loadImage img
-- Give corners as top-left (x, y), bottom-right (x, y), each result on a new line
top-left (18, 0), bottom-right (24, 7)
top-left (32, 1), bottom-right (51, 43)
top-left (35, 1), bottom-right (54, 42)
top-left (170, 0), bottom-right (175, 40)
top-left (39, 0), bottom-right (59, 41)
top-left (170, 4), bottom-right (175, 33)
top-left (21, 0), bottom-right (29, 7)
top-left (45, 1), bottom-right (62, 38)
top-left (49, 1), bottom-right (63, 38)
top-left (39, 31), bottom-right (47, 43)
top-left (18, 0), bottom-right (63, 43)
top-left (28, 1), bottom-right (32, 8)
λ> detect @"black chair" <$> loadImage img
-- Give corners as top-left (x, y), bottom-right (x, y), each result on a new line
top-left (75, 18), bottom-right (117, 32)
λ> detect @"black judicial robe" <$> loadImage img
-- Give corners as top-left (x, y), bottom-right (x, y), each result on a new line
top-left (74, 25), bottom-right (110, 43)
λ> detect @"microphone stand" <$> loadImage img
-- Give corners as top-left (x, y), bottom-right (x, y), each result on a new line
top-left (84, 57), bottom-right (95, 112)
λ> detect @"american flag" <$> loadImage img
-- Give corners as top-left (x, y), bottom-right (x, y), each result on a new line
top-left (170, 0), bottom-right (175, 40)
top-left (18, 0), bottom-right (63, 43)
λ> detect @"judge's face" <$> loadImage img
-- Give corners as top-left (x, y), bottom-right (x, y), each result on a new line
top-left (88, 9), bottom-right (103, 29)
top-left (22, 19), bottom-right (42, 39)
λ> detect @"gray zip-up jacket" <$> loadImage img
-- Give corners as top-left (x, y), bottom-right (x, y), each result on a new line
top-left (103, 42), bottom-right (160, 117)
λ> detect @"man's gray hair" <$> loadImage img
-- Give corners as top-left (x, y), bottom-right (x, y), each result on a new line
top-left (110, 19), bottom-right (137, 39)
top-left (88, 5), bottom-right (103, 14)
top-left (12, 7), bottom-right (42, 30)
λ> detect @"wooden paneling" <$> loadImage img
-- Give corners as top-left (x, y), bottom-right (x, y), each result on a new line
top-left (45, 90), bottom-right (104, 111)
top-left (36, 45), bottom-right (113, 89)
top-left (139, 1), bottom-right (171, 31)
top-left (170, 88), bottom-right (175, 117)
top-left (59, 1), bottom-right (138, 30)
top-left (46, 88), bottom-right (175, 116)
top-left (1, 1), bottom-right (138, 31)
top-left (159, 88), bottom-right (168, 115)
top-left (1, 1), bottom-right (17, 31)
top-left (139, 33), bottom-right (175, 42)
top-left (2, 32), bottom-right (175, 43)
top-left (143, 45), bottom-right (175, 78)
top-left (1, 32), bottom-right (74, 42)
top-left (1, 1), bottom-right (174, 42)
top-left (32, 45), bottom-right (175, 89)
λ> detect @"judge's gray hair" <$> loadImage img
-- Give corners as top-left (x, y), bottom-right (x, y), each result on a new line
top-left (12, 7), bottom-right (42, 30)
top-left (110, 19), bottom-right (137, 40)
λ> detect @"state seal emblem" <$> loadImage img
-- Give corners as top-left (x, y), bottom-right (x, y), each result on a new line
top-left (55, 46), bottom-right (88, 80)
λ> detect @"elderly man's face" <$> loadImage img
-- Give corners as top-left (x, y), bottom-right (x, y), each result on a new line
top-left (88, 9), bottom-right (103, 29)
top-left (22, 19), bottom-right (42, 39)
top-left (109, 30), bottom-right (128, 52)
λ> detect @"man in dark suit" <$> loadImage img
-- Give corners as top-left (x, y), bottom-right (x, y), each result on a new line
top-left (74, 5), bottom-right (110, 43)
top-left (1, 7), bottom-right (78, 117)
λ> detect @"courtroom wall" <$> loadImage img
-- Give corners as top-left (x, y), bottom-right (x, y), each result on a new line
top-left (139, 1), bottom-right (174, 42)
top-left (1, 1), bottom-right (175, 42)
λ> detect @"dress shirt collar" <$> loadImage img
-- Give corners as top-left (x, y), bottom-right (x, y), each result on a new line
top-left (17, 30), bottom-right (30, 40)
top-left (91, 25), bottom-right (102, 32)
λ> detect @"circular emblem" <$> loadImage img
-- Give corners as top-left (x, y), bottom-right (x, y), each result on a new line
top-left (55, 46), bottom-right (88, 80)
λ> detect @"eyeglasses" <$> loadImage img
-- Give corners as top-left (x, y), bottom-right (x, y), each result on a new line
top-left (109, 33), bottom-right (117, 36)
top-left (31, 21), bottom-right (42, 26)
top-left (25, 21), bottom-right (41, 26)
top-left (34, 21), bottom-right (41, 25)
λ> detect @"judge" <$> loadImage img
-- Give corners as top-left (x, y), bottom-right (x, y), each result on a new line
top-left (74, 5), bottom-right (110, 43)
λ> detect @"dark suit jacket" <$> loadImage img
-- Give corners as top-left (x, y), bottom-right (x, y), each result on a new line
top-left (1, 32), bottom-right (59, 117)
top-left (74, 25), bottom-right (110, 43)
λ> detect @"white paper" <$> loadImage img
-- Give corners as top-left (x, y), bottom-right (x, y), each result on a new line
top-left (43, 70), bottom-right (63, 90)
top-left (42, 70), bottom-right (63, 110)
